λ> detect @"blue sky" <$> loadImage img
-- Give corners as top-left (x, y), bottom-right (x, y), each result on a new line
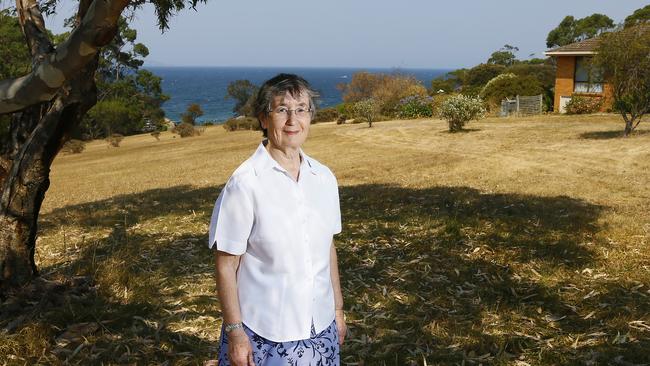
top-left (45, 0), bottom-right (649, 69)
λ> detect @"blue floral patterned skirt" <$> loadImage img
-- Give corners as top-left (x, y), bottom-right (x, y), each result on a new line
top-left (217, 319), bottom-right (340, 366)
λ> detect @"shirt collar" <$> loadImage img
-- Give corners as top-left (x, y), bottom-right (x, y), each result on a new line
top-left (251, 140), bottom-right (318, 176)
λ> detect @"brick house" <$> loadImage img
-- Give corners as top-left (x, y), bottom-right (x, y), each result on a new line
top-left (545, 38), bottom-right (613, 113)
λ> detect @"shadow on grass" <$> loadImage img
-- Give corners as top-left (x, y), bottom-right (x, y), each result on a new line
top-left (579, 129), bottom-right (650, 140)
top-left (0, 185), bottom-right (222, 364)
top-left (3, 183), bottom-right (646, 365)
top-left (335, 184), bottom-right (645, 364)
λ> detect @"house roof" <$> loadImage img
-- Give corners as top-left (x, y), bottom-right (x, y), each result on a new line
top-left (544, 38), bottom-right (600, 56)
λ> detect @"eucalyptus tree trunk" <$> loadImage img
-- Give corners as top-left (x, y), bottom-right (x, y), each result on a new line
top-left (0, 0), bottom-right (128, 294)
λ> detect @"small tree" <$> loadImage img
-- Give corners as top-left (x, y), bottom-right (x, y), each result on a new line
top-left (439, 95), bottom-right (486, 132)
top-left (226, 80), bottom-right (257, 116)
top-left (181, 103), bottom-right (204, 125)
top-left (353, 99), bottom-right (380, 128)
top-left (595, 25), bottom-right (650, 136)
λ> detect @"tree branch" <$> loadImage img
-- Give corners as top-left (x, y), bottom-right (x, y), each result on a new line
top-left (15, 0), bottom-right (54, 61)
top-left (0, 0), bottom-right (129, 114)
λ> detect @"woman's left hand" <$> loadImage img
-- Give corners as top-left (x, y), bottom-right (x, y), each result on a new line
top-left (335, 309), bottom-right (347, 345)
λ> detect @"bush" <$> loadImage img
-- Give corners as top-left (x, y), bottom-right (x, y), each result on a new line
top-left (336, 103), bottom-right (356, 118)
top-left (431, 94), bottom-right (454, 116)
top-left (565, 95), bottom-right (603, 114)
top-left (173, 123), bottom-right (197, 137)
top-left (397, 95), bottom-right (434, 119)
top-left (106, 134), bottom-right (124, 147)
top-left (312, 107), bottom-right (339, 123)
top-left (464, 64), bottom-right (506, 88)
top-left (61, 139), bottom-right (85, 154)
top-left (438, 94), bottom-right (486, 132)
top-left (480, 74), bottom-right (544, 110)
top-left (222, 117), bottom-right (261, 132)
top-left (339, 72), bottom-right (428, 117)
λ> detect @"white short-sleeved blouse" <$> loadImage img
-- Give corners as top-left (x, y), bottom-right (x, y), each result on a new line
top-left (208, 141), bottom-right (342, 342)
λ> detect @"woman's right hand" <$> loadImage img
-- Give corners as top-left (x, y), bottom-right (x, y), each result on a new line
top-left (227, 330), bottom-right (255, 366)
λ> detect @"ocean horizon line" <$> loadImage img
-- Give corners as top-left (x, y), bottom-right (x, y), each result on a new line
top-left (145, 65), bottom-right (456, 71)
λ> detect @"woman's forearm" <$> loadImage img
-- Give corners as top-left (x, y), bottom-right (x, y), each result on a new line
top-left (330, 242), bottom-right (344, 310)
top-left (215, 251), bottom-right (244, 325)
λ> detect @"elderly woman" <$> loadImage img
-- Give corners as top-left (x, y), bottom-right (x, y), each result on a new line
top-left (208, 73), bottom-right (346, 366)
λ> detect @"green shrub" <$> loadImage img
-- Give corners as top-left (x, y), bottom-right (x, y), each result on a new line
top-left (438, 94), bottom-right (486, 132)
top-left (565, 95), bottom-right (603, 114)
top-left (222, 117), bottom-right (261, 132)
top-left (397, 95), bottom-right (434, 119)
top-left (336, 102), bottom-right (356, 118)
top-left (61, 139), bottom-right (85, 154)
top-left (106, 134), bottom-right (124, 147)
top-left (480, 74), bottom-right (544, 110)
top-left (312, 107), bottom-right (339, 123)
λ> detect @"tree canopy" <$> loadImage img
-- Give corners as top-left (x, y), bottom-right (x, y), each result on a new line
top-left (546, 14), bottom-right (614, 48)
top-left (487, 45), bottom-right (519, 67)
top-left (225, 79), bottom-right (257, 117)
top-left (0, 10), bottom-right (31, 80)
top-left (181, 103), bottom-right (204, 125)
top-left (624, 5), bottom-right (650, 28)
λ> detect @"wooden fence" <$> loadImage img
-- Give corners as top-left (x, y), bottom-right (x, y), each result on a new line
top-left (500, 94), bottom-right (543, 117)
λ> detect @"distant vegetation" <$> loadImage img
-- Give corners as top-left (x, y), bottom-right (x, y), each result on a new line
top-left (80, 18), bottom-right (169, 141)
top-left (222, 117), bottom-right (260, 132)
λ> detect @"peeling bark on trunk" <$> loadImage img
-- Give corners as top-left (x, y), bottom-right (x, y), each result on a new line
top-left (0, 60), bottom-right (98, 294)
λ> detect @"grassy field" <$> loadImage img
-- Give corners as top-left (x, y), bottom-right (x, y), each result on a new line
top-left (1, 114), bottom-right (649, 365)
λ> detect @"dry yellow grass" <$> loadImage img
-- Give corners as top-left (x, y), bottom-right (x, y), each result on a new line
top-left (2, 114), bottom-right (649, 365)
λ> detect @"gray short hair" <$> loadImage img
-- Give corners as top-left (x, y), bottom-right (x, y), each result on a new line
top-left (253, 73), bottom-right (319, 137)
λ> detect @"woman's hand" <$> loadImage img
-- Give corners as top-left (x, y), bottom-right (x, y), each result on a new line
top-left (227, 330), bottom-right (255, 366)
top-left (335, 309), bottom-right (347, 345)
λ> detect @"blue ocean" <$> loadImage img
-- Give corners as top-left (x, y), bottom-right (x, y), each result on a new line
top-left (146, 67), bottom-right (451, 123)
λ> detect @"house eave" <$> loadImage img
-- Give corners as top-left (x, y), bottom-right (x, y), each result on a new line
top-left (545, 51), bottom-right (597, 56)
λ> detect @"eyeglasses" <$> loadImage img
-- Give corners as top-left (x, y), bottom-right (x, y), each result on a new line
top-left (268, 106), bottom-right (312, 120)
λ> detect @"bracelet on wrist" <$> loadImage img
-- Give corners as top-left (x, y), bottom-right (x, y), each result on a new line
top-left (224, 322), bottom-right (243, 333)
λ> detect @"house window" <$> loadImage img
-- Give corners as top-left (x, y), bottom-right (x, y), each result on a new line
top-left (574, 56), bottom-right (604, 93)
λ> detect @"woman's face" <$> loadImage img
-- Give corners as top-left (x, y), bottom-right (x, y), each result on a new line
top-left (261, 91), bottom-right (311, 151)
